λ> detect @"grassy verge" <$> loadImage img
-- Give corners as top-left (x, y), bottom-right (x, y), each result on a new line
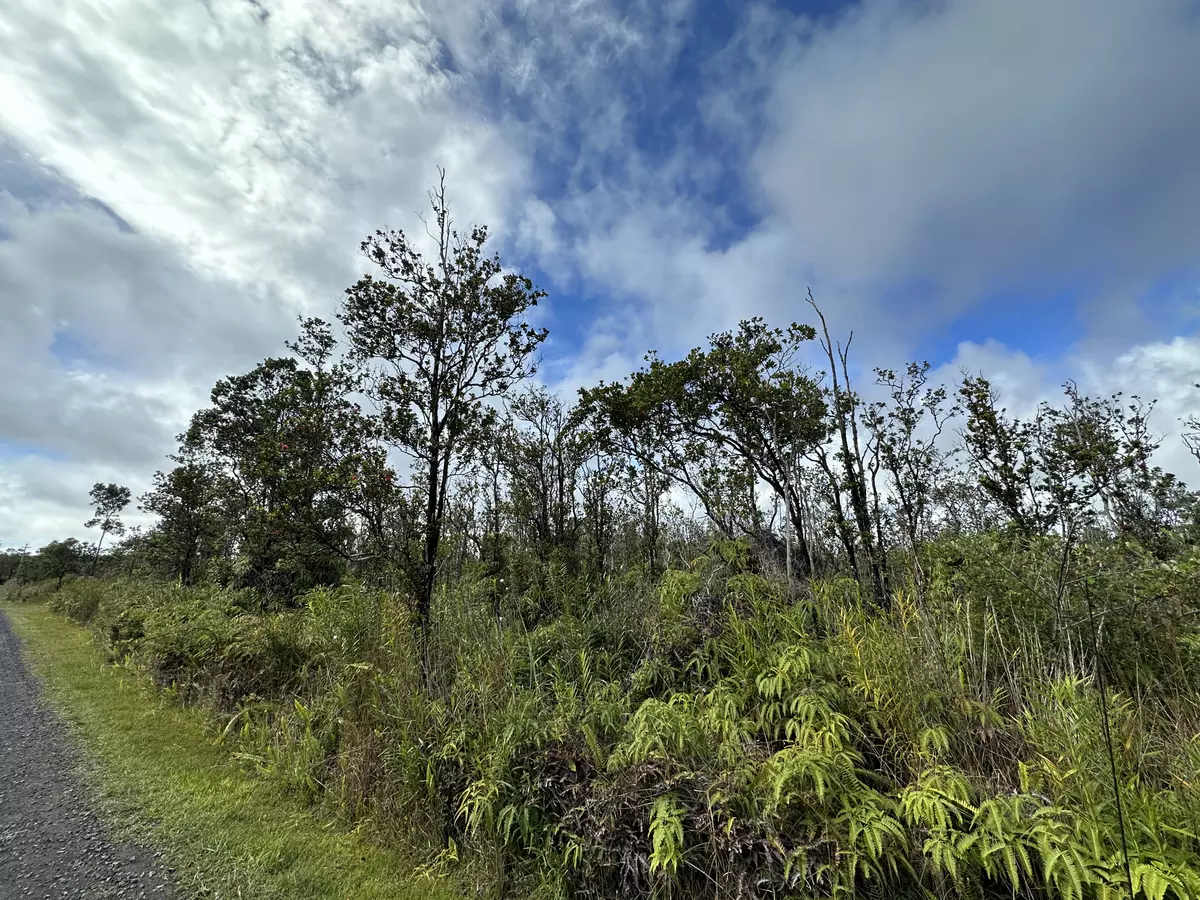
top-left (1, 601), bottom-right (460, 900)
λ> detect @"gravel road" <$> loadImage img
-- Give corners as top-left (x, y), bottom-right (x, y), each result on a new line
top-left (0, 610), bottom-right (181, 899)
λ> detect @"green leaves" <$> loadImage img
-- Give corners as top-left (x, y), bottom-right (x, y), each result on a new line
top-left (579, 317), bottom-right (826, 569)
top-left (648, 794), bottom-right (686, 876)
top-left (337, 172), bottom-right (548, 639)
top-left (184, 330), bottom-right (386, 597)
top-left (609, 697), bottom-right (708, 771)
top-left (958, 376), bottom-right (1197, 546)
top-left (86, 482), bottom-right (132, 534)
top-left (37, 537), bottom-right (86, 587)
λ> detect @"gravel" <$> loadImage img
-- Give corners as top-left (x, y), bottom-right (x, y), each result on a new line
top-left (0, 610), bottom-right (182, 899)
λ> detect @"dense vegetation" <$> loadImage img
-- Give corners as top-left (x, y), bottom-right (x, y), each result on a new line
top-left (5, 178), bottom-right (1200, 899)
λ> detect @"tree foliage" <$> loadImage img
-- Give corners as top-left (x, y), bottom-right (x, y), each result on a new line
top-left (338, 171), bottom-right (547, 667)
top-left (580, 318), bottom-right (826, 574)
top-left (20, 170), bottom-right (1200, 900)
top-left (85, 482), bottom-right (131, 575)
top-left (39, 537), bottom-right (85, 588)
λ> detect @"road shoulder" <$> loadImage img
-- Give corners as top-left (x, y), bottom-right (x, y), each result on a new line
top-left (2, 602), bottom-right (457, 900)
top-left (0, 604), bottom-right (179, 898)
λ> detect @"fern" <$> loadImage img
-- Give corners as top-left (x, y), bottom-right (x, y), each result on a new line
top-left (609, 696), bottom-right (708, 770)
top-left (648, 794), bottom-right (686, 877)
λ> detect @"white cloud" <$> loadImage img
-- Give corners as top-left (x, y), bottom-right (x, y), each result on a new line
top-left (0, 453), bottom-right (157, 551)
top-left (758, 0), bottom-right (1200, 292)
top-left (937, 340), bottom-right (1051, 420)
top-left (2, 0), bottom-right (1200, 546)
top-left (935, 335), bottom-right (1200, 483)
top-left (0, 0), bottom-right (685, 546)
top-left (0, 0), bottom-right (527, 309)
top-left (551, 0), bottom-right (1200, 368)
top-left (1085, 338), bottom-right (1200, 481)
top-left (0, 195), bottom-right (264, 470)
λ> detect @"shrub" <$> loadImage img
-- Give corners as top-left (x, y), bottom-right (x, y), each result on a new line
top-left (34, 535), bottom-right (1200, 898)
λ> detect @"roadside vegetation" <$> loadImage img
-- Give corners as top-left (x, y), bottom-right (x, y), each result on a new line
top-left (4, 175), bottom-right (1200, 899)
top-left (0, 599), bottom-right (458, 900)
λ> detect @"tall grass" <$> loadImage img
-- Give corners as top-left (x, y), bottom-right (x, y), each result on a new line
top-left (23, 532), bottom-right (1200, 899)
top-left (0, 601), bottom-right (458, 900)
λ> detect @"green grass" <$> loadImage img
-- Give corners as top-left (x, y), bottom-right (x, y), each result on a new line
top-left (2, 601), bottom-right (462, 900)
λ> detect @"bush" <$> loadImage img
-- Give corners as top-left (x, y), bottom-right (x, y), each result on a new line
top-left (36, 535), bottom-right (1200, 899)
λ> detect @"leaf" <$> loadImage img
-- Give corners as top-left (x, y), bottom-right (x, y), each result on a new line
top-left (649, 794), bottom-right (686, 877)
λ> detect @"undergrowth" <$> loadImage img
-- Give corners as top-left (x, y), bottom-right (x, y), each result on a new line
top-left (17, 533), bottom-right (1200, 900)
top-left (0, 601), bottom-right (459, 900)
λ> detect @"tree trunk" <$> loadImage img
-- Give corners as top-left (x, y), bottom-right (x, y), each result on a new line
top-left (784, 506), bottom-right (792, 580)
top-left (786, 503), bottom-right (813, 579)
top-left (90, 529), bottom-right (107, 576)
top-left (419, 456), bottom-right (440, 682)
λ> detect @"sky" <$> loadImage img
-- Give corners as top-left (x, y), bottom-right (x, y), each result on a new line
top-left (1, 0), bottom-right (1200, 548)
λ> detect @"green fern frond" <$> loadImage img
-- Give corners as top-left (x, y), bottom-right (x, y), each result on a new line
top-left (648, 793), bottom-right (686, 877)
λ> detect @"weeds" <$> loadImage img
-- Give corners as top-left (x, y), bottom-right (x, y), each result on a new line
top-left (18, 531), bottom-right (1200, 899)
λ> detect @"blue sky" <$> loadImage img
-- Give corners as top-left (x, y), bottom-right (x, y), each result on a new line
top-left (1, 0), bottom-right (1200, 545)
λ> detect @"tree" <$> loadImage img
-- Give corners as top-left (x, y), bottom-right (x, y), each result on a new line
top-left (85, 483), bottom-right (131, 575)
top-left (338, 171), bottom-right (548, 671)
top-left (863, 362), bottom-right (958, 588)
top-left (0, 545), bottom-right (30, 585)
top-left (1044, 384), bottom-right (1191, 552)
top-left (39, 538), bottom-right (84, 589)
top-left (959, 377), bottom-right (1187, 549)
top-left (958, 376), bottom-right (1050, 538)
top-left (139, 454), bottom-right (224, 586)
top-left (113, 525), bottom-right (146, 579)
top-left (505, 388), bottom-right (582, 565)
top-left (1182, 388), bottom-right (1200, 471)
top-left (186, 319), bottom-right (390, 597)
top-left (806, 293), bottom-right (887, 603)
top-left (575, 381), bottom-right (673, 574)
top-left (575, 423), bottom-right (626, 579)
top-left (694, 319), bottom-right (827, 574)
top-left (581, 319), bottom-right (827, 576)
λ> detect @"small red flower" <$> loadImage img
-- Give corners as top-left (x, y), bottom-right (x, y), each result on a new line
top-left (280, 443), bottom-right (289, 450)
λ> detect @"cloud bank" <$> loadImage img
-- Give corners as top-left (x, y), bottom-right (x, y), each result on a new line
top-left (1, 0), bottom-right (1198, 545)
